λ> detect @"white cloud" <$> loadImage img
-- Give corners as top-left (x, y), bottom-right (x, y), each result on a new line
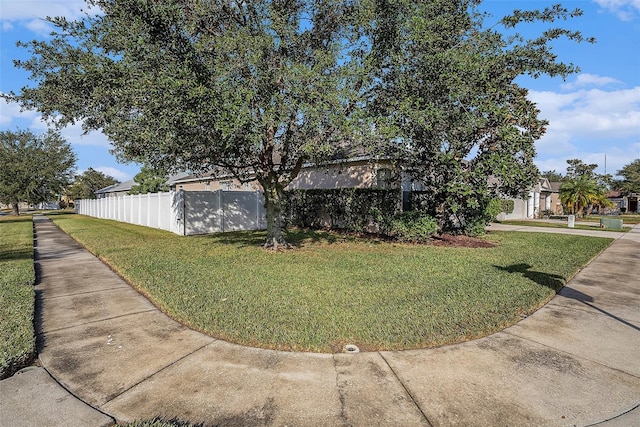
top-left (530, 86), bottom-right (640, 177)
top-left (0, 1), bottom-right (99, 35)
top-left (94, 167), bottom-right (132, 182)
top-left (593, 0), bottom-right (640, 20)
top-left (536, 145), bottom-right (640, 178)
top-left (561, 73), bottom-right (622, 90)
top-left (530, 87), bottom-right (640, 140)
top-left (1, 96), bottom-right (112, 147)
top-left (0, 1), bottom-right (90, 22)
top-left (0, 97), bottom-right (39, 125)
top-left (24, 18), bottom-right (55, 36)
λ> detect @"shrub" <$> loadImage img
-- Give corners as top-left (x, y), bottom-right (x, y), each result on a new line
top-left (541, 209), bottom-right (553, 218)
top-left (388, 211), bottom-right (437, 243)
top-left (500, 199), bottom-right (515, 214)
top-left (283, 188), bottom-right (400, 233)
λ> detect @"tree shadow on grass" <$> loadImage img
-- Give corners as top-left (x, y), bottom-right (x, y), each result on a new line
top-left (495, 263), bottom-right (565, 293)
top-left (0, 245), bottom-right (33, 262)
top-left (196, 228), bottom-right (343, 249)
top-left (496, 263), bottom-right (640, 332)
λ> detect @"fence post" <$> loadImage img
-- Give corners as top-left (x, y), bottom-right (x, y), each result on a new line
top-left (255, 191), bottom-right (260, 230)
top-left (169, 190), bottom-right (185, 235)
top-left (219, 190), bottom-right (224, 232)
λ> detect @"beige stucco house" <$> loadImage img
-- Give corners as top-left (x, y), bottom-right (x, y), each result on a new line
top-left (170, 157), bottom-right (401, 192)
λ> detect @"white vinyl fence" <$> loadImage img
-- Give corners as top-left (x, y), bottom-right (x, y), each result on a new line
top-left (75, 190), bottom-right (266, 236)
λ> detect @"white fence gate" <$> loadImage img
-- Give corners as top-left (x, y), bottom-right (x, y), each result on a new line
top-left (75, 190), bottom-right (266, 236)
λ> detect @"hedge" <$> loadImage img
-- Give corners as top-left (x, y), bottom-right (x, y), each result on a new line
top-left (283, 188), bottom-right (401, 233)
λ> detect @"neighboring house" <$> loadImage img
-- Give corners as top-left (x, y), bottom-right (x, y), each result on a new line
top-left (95, 180), bottom-right (136, 198)
top-left (498, 178), bottom-right (557, 220)
top-left (607, 190), bottom-right (640, 214)
top-left (170, 157), bottom-right (402, 192)
top-left (549, 181), bottom-right (563, 215)
top-left (95, 173), bottom-right (190, 198)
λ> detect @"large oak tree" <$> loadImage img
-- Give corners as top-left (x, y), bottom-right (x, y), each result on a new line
top-left (69, 167), bottom-right (119, 199)
top-left (6, 0), bottom-right (592, 240)
top-left (0, 129), bottom-right (76, 215)
top-left (7, 0), bottom-right (367, 249)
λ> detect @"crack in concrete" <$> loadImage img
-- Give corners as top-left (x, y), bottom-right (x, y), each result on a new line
top-left (100, 339), bottom-right (216, 409)
top-left (378, 352), bottom-right (434, 427)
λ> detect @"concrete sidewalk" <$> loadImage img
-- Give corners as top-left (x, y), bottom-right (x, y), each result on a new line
top-left (1, 217), bottom-right (639, 426)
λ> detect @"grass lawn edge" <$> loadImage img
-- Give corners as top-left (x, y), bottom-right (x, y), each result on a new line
top-left (47, 214), bottom-right (614, 353)
top-left (0, 215), bottom-right (37, 379)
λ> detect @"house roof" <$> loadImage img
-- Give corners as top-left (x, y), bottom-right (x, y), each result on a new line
top-left (95, 180), bottom-right (135, 194)
top-left (95, 173), bottom-right (190, 195)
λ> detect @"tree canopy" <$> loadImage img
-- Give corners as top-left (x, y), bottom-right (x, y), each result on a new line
top-left (129, 165), bottom-right (169, 195)
top-left (0, 129), bottom-right (76, 215)
top-left (559, 159), bottom-right (611, 216)
top-left (614, 159), bottom-right (640, 195)
top-left (6, 0), bottom-right (593, 240)
top-left (541, 170), bottom-right (564, 182)
top-left (364, 1), bottom-right (593, 232)
top-left (7, 0), bottom-right (366, 248)
top-left (69, 167), bottom-right (119, 200)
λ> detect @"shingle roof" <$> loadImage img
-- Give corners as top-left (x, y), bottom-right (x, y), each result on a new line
top-left (95, 180), bottom-right (135, 194)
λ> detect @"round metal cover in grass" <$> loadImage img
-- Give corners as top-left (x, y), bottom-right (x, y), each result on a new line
top-left (343, 344), bottom-right (360, 353)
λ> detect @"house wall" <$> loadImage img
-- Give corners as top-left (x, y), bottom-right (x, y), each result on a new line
top-left (172, 159), bottom-right (397, 192)
top-left (288, 160), bottom-right (389, 190)
top-left (97, 190), bottom-right (130, 199)
top-left (550, 193), bottom-right (563, 214)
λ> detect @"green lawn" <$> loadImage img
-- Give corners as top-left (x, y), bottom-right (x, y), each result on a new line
top-left (0, 215), bottom-right (36, 379)
top-left (498, 219), bottom-right (631, 231)
top-left (579, 214), bottom-right (640, 225)
top-left (48, 214), bottom-right (612, 352)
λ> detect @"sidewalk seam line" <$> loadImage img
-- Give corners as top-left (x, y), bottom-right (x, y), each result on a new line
top-left (36, 308), bottom-right (158, 335)
top-left (378, 352), bottom-right (435, 427)
top-left (35, 286), bottom-right (132, 300)
top-left (330, 355), bottom-right (350, 427)
top-left (100, 340), bottom-right (216, 407)
top-left (37, 365), bottom-right (117, 425)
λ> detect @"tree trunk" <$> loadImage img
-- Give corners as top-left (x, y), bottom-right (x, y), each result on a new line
top-left (263, 184), bottom-right (289, 250)
top-left (12, 202), bottom-right (20, 216)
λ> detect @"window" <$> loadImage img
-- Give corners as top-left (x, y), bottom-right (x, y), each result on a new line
top-left (220, 180), bottom-right (233, 191)
top-left (376, 168), bottom-right (392, 189)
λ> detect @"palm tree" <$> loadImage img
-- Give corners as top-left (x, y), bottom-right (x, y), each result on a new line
top-left (560, 175), bottom-right (600, 217)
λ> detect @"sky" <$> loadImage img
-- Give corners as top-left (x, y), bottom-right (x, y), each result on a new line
top-left (1, 0), bottom-right (639, 182)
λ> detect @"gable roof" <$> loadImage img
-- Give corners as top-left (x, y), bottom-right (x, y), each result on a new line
top-left (95, 180), bottom-right (135, 195)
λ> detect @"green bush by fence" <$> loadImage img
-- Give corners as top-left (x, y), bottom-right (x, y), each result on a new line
top-left (283, 188), bottom-right (400, 234)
